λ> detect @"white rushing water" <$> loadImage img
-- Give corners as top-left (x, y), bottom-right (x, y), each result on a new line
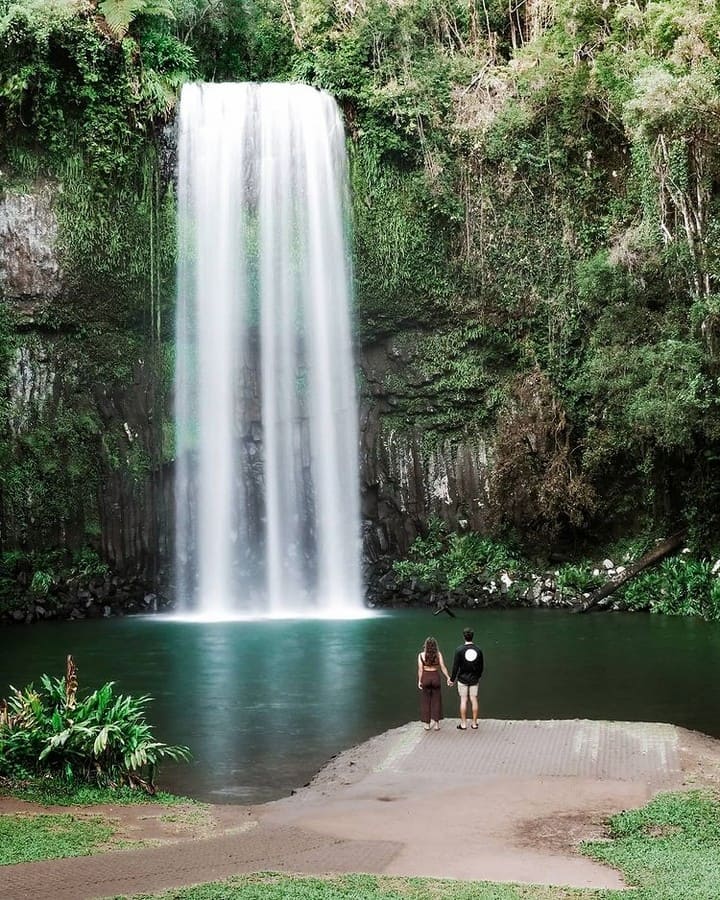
top-left (175, 82), bottom-right (363, 618)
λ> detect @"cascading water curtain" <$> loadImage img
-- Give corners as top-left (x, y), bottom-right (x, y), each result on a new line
top-left (175, 82), bottom-right (363, 617)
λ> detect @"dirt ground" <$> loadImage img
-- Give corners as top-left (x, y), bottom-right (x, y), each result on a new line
top-left (1, 719), bottom-right (719, 899)
top-left (257, 718), bottom-right (720, 889)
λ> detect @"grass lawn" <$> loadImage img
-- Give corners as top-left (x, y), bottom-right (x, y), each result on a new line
top-left (0, 812), bottom-right (114, 865)
top-left (0, 776), bottom-right (190, 806)
top-left (129, 873), bottom-right (595, 899)
top-left (583, 790), bottom-right (720, 899)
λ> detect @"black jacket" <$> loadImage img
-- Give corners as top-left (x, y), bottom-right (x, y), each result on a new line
top-left (450, 643), bottom-right (484, 685)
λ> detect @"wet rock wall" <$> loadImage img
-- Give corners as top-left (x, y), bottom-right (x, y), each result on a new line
top-left (359, 333), bottom-right (495, 563)
top-left (0, 178), bottom-right (170, 580)
top-left (0, 179), bottom-right (500, 600)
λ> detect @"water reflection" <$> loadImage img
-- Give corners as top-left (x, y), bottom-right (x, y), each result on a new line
top-left (161, 620), bottom-right (374, 801)
top-left (0, 610), bottom-right (719, 801)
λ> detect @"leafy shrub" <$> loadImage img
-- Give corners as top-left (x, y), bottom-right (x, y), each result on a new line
top-left (393, 517), bottom-right (523, 590)
top-left (29, 570), bottom-right (54, 597)
top-left (98, 0), bottom-right (174, 41)
top-left (72, 549), bottom-right (109, 579)
top-left (0, 658), bottom-right (190, 793)
top-left (621, 556), bottom-right (720, 620)
top-left (0, 548), bottom-right (110, 610)
top-left (554, 563), bottom-right (603, 595)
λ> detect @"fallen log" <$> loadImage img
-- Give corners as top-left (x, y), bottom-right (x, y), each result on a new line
top-left (575, 530), bottom-right (687, 614)
top-left (433, 603), bottom-right (456, 617)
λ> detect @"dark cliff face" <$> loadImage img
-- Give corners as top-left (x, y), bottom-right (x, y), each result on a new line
top-left (358, 334), bottom-right (493, 560)
top-left (0, 176), bottom-right (500, 579)
top-left (0, 178), bottom-right (171, 579)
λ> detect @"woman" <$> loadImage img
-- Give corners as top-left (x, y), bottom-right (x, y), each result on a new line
top-left (417, 636), bottom-right (451, 731)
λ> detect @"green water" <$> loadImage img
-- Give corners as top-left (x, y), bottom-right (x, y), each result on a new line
top-left (1, 609), bottom-right (718, 802)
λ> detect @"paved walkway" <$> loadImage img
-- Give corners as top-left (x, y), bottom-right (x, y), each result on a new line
top-left (3, 719), bottom-right (716, 899)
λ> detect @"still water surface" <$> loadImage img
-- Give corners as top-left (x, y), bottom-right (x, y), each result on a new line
top-left (1, 609), bottom-right (718, 802)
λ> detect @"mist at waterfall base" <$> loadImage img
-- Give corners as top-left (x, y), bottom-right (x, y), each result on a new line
top-left (174, 83), bottom-right (364, 620)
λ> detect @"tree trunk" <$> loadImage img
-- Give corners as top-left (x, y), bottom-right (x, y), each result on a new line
top-left (575, 531), bottom-right (687, 614)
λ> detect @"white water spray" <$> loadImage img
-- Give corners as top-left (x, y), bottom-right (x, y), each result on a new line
top-left (175, 82), bottom-right (363, 618)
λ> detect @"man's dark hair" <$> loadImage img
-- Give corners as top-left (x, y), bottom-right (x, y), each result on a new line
top-left (463, 628), bottom-right (474, 642)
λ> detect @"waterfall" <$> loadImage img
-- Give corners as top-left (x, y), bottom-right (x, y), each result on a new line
top-left (174, 82), bottom-right (363, 618)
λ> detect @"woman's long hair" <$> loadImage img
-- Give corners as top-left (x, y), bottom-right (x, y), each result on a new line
top-left (422, 636), bottom-right (439, 667)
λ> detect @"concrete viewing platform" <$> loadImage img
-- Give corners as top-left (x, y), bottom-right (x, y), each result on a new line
top-left (3, 719), bottom-right (719, 899)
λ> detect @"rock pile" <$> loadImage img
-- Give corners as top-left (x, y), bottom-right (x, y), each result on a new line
top-left (0, 573), bottom-right (172, 625)
top-left (365, 562), bottom-right (584, 611)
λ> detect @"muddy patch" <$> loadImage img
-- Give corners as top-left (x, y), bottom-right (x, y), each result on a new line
top-left (514, 810), bottom-right (612, 854)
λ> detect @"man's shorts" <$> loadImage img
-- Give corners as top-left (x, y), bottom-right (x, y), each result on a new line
top-left (457, 681), bottom-right (479, 699)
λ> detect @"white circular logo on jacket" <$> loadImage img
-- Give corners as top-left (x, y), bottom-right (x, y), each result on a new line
top-left (464, 648), bottom-right (478, 662)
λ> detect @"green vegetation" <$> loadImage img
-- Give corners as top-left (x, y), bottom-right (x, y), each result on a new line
top-left (135, 872), bottom-right (583, 899)
top-left (0, 548), bottom-right (108, 616)
top-left (392, 522), bottom-right (720, 620)
top-left (553, 564), bottom-right (603, 597)
top-left (621, 556), bottom-right (720, 621)
top-left (393, 516), bottom-right (523, 590)
top-left (585, 790), bottom-right (720, 899)
top-left (0, 777), bottom-right (189, 806)
top-left (0, 812), bottom-right (114, 865)
top-left (0, 659), bottom-right (190, 792)
top-left (2, 1), bottom-right (720, 591)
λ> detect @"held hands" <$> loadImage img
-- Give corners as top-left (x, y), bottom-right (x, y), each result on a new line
top-left (447, 679), bottom-right (454, 686)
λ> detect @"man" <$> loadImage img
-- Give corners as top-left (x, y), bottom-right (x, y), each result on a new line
top-left (449, 627), bottom-right (484, 730)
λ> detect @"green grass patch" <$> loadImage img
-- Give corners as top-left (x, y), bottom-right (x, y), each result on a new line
top-left (583, 790), bottom-right (720, 899)
top-left (0, 776), bottom-right (192, 807)
top-left (0, 812), bottom-right (114, 865)
top-left (130, 872), bottom-right (594, 899)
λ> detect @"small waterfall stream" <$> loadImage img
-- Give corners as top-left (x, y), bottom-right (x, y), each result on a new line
top-left (174, 82), bottom-right (363, 618)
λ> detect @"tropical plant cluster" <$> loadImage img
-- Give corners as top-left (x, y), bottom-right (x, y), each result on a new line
top-left (0, 657), bottom-right (190, 791)
top-left (393, 516), bottom-right (522, 591)
top-left (0, 547), bottom-right (109, 604)
top-left (0, 546), bottom-right (165, 624)
top-left (392, 520), bottom-right (720, 620)
top-left (621, 555), bottom-right (720, 620)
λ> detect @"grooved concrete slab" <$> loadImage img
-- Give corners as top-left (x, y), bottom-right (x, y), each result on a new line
top-left (375, 720), bottom-right (681, 783)
top-left (2, 719), bottom-right (715, 899)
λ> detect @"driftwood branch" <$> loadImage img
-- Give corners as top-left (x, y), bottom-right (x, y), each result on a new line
top-left (433, 602), bottom-right (456, 618)
top-left (575, 530), bottom-right (687, 614)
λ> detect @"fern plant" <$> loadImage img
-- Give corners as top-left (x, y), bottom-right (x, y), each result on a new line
top-left (98, 0), bottom-right (174, 40)
top-left (393, 517), bottom-right (524, 590)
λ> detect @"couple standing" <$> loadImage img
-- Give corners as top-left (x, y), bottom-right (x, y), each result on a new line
top-left (417, 628), bottom-right (484, 731)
